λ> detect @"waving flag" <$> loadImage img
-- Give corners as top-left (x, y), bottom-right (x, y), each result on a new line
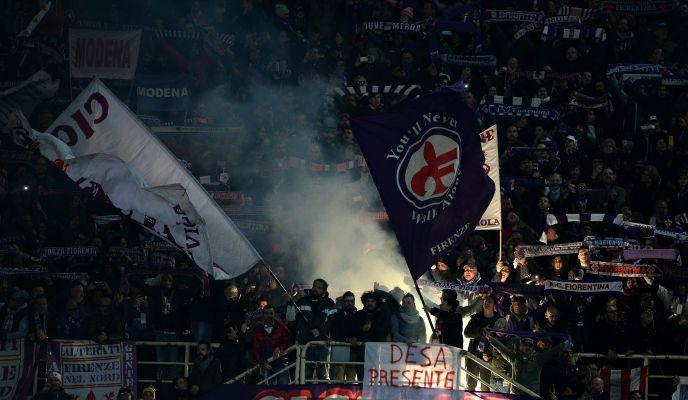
top-left (62, 154), bottom-right (211, 269)
top-left (44, 79), bottom-right (260, 279)
top-left (0, 70), bottom-right (59, 146)
top-left (476, 125), bottom-right (501, 230)
top-left (351, 85), bottom-right (494, 279)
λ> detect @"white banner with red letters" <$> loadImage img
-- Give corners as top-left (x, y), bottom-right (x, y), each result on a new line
top-left (476, 125), bottom-right (501, 231)
top-left (363, 342), bottom-right (464, 399)
top-left (69, 29), bottom-right (142, 80)
top-left (44, 79), bottom-right (260, 279)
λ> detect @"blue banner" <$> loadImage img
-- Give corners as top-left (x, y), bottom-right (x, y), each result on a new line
top-left (351, 85), bottom-right (494, 279)
top-left (136, 73), bottom-right (192, 112)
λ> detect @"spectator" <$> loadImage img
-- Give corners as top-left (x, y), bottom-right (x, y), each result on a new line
top-left (56, 298), bottom-right (89, 340)
top-left (465, 295), bottom-right (500, 391)
top-left (89, 296), bottom-right (123, 344)
top-left (250, 304), bottom-right (292, 385)
top-left (486, 334), bottom-right (567, 395)
top-left (0, 288), bottom-right (30, 340)
top-left (350, 291), bottom-right (390, 379)
top-left (170, 377), bottom-right (193, 400)
top-left (586, 377), bottom-right (610, 400)
top-left (141, 386), bottom-right (156, 400)
top-left (117, 387), bottom-right (133, 400)
top-left (133, 274), bottom-right (199, 381)
top-left (289, 278), bottom-right (335, 381)
top-left (188, 341), bottom-right (223, 396)
top-left (424, 289), bottom-right (483, 349)
top-left (32, 372), bottom-right (70, 400)
top-left (28, 295), bottom-right (52, 341)
top-left (391, 293), bottom-right (426, 345)
top-left (217, 325), bottom-right (248, 381)
top-left (331, 291), bottom-right (357, 383)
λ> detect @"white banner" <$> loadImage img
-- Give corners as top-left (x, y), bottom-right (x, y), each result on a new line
top-left (63, 154), bottom-right (211, 268)
top-left (45, 79), bottom-right (260, 279)
top-left (363, 342), bottom-right (464, 399)
top-left (672, 376), bottom-right (688, 400)
top-left (476, 125), bottom-right (501, 231)
top-left (69, 29), bottom-right (141, 80)
top-left (47, 342), bottom-right (136, 400)
top-left (544, 280), bottom-right (624, 293)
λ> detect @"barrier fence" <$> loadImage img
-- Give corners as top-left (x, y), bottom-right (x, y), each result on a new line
top-left (26, 340), bottom-right (688, 398)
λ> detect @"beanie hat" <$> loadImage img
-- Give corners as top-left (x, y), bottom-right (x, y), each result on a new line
top-left (142, 387), bottom-right (156, 399)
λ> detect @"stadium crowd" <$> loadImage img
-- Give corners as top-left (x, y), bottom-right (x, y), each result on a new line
top-left (2, 0), bottom-right (688, 399)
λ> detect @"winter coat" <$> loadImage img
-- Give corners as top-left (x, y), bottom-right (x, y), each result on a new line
top-left (487, 336), bottom-right (565, 395)
top-left (292, 292), bottom-right (336, 344)
top-left (188, 355), bottom-right (223, 396)
top-left (429, 299), bottom-right (483, 348)
top-left (250, 321), bottom-right (293, 364)
top-left (464, 312), bottom-right (500, 355)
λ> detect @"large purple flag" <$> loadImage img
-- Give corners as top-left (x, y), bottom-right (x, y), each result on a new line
top-left (351, 88), bottom-right (495, 279)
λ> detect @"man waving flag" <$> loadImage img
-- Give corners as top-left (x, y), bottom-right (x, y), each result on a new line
top-left (351, 85), bottom-right (495, 279)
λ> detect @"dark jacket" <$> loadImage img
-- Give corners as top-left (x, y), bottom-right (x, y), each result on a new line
top-left (351, 306), bottom-right (390, 343)
top-left (429, 299), bottom-right (483, 348)
top-left (0, 304), bottom-right (29, 340)
top-left (32, 388), bottom-right (71, 400)
top-left (188, 355), bottom-right (223, 396)
top-left (331, 307), bottom-right (357, 342)
top-left (89, 309), bottom-right (124, 343)
top-left (464, 311), bottom-right (500, 355)
top-left (131, 276), bottom-right (200, 334)
top-left (293, 292), bottom-right (336, 344)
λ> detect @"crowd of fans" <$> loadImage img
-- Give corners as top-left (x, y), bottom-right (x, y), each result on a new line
top-left (2, 0), bottom-right (688, 399)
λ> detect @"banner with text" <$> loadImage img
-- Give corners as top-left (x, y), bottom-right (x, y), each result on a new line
top-left (364, 342), bottom-right (463, 399)
top-left (69, 29), bottom-right (142, 79)
top-left (45, 79), bottom-right (260, 279)
top-left (136, 74), bottom-right (192, 112)
top-left (0, 340), bottom-right (37, 400)
top-left (476, 125), bottom-right (501, 231)
top-left (47, 341), bottom-right (137, 400)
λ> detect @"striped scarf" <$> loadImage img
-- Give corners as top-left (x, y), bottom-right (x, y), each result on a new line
top-left (541, 25), bottom-right (606, 41)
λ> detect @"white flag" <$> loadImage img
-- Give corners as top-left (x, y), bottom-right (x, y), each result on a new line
top-left (0, 70), bottom-right (59, 147)
top-left (63, 153), bottom-right (211, 269)
top-left (44, 80), bottom-right (259, 278)
top-left (476, 125), bottom-right (501, 231)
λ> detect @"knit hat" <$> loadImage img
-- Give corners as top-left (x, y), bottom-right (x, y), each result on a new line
top-left (274, 3), bottom-right (289, 18)
top-left (401, 7), bottom-right (414, 19)
top-left (47, 371), bottom-right (62, 381)
top-left (142, 387), bottom-right (156, 399)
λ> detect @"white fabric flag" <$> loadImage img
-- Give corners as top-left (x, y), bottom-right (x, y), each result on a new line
top-left (63, 154), bottom-right (211, 269)
top-left (0, 70), bottom-right (59, 146)
top-left (69, 29), bottom-right (142, 80)
top-left (45, 79), bottom-right (259, 278)
top-left (475, 125), bottom-right (501, 231)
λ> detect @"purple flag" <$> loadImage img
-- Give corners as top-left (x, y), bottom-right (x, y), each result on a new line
top-left (351, 88), bottom-right (495, 279)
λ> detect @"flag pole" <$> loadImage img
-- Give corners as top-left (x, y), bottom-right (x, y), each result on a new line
top-left (412, 277), bottom-right (438, 338)
top-left (262, 262), bottom-right (332, 341)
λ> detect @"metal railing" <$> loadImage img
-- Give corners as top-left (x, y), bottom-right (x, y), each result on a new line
top-left (227, 341), bottom-right (542, 397)
top-left (226, 344), bottom-right (300, 385)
